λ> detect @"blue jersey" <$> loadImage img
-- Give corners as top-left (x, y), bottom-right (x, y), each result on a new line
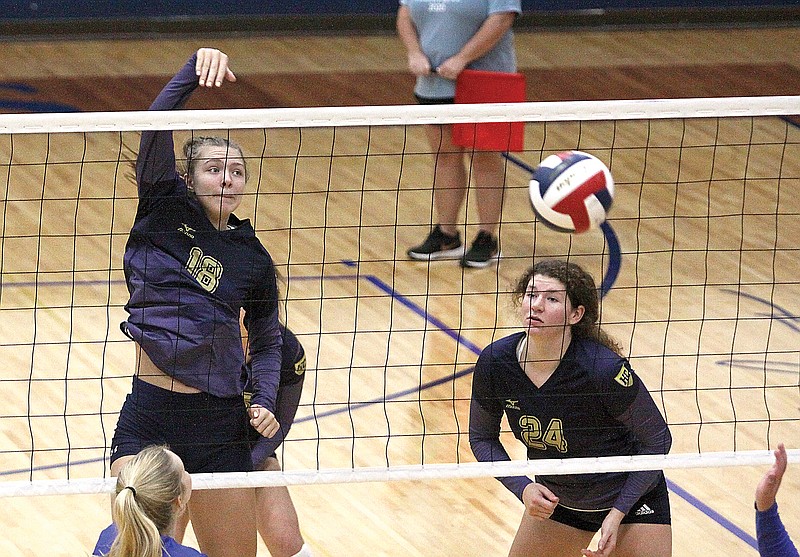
top-left (93, 523), bottom-right (206, 557)
top-left (757, 503), bottom-right (799, 557)
top-left (470, 332), bottom-right (672, 513)
top-left (121, 53), bottom-right (282, 411)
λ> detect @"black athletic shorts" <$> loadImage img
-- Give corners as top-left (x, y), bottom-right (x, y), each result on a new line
top-left (110, 377), bottom-right (253, 473)
top-left (414, 94), bottom-right (455, 105)
top-left (549, 475), bottom-right (671, 532)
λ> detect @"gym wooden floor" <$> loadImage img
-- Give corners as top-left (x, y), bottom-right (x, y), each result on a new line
top-left (0, 24), bottom-right (799, 557)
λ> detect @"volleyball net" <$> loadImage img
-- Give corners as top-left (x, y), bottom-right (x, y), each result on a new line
top-left (0, 97), bottom-right (798, 497)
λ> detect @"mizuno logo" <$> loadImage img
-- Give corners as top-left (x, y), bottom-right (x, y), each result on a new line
top-left (295, 355), bottom-right (307, 376)
top-left (178, 223), bottom-right (195, 238)
top-left (505, 399), bottom-right (520, 410)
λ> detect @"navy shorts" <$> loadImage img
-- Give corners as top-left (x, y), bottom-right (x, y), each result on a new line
top-left (110, 377), bottom-right (253, 473)
top-left (550, 475), bottom-right (671, 532)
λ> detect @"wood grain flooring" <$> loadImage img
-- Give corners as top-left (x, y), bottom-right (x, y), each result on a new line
top-left (0, 25), bottom-right (798, 557)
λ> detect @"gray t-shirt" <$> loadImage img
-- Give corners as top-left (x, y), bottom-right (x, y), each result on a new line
top-left (400, 0), bottom-right (521, 99)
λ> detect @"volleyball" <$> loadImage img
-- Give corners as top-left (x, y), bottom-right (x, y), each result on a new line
top-left (528, 150), bottom-right (614, 234)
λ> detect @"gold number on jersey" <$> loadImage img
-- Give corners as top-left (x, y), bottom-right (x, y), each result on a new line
top-left (186, 247), bottom-right (223, 293)
top-left (519, 416), bottom-right (568, 453)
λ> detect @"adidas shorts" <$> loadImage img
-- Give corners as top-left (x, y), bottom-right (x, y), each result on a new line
top-left (549, 475), bottom-right (671, 532)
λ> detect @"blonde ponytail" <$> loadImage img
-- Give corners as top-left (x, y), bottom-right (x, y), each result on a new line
top-left (108, 446), bottom-right (185, 557)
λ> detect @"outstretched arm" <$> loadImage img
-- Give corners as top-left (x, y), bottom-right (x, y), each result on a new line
top-left (755, 444), bottom-right (799, 557)
top-left (757, 443), bottom-right (788, 512)
top-left (136, 49), bottom-right (236, 198)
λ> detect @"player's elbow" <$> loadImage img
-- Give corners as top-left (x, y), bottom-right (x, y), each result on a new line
top-left (468, 429), bottom-right (485, 460)
top-left (651, 424), bottom-right (673, 455)
top-left (663, 426), bottom-right (673, 454)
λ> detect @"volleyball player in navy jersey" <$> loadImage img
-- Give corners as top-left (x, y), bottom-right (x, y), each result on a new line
top-left (470, 260), bottom-right (673, 557)
top-left (108, 48), bottom-right (281, 557)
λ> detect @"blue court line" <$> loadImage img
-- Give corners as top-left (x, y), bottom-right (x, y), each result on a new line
top-left (0, 274), bottom-right (353, 290)
top-left (296, 366), bottom-right (474, 423)
top-left (299, 259), bottom-right (482, 424)
top-left (0, 264), bottom-right (765, 553)
top-left (722, 288), bottom-right (800, 334)
top-left (340, 259), bottom-right (483, 356)
top-left (0, 457), bottom-right (105, 478)
top-left (667, 479), bottom-right (758, 550)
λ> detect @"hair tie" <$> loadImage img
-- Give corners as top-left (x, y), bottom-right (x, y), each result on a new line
top-left (123, 485), bottom-right (137, 497)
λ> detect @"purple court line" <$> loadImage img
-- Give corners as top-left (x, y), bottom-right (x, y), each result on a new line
top-left (0, 266), bottom-right (764, 552)
top-left (299, 258), bottom-right (482, 423)
top-left (0, 457), bottom-right (103, 478)
top-left (339, 259), bottom-right (483, 355)
top-left (295, 367), bottom-right (474, 423)
top-left (0, 271), bottom-right (483, 356)
top-left (0, 275), bottom-right (356, 290)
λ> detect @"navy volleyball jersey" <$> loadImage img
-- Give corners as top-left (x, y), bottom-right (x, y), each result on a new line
top-left (120, 53), bottom-right (282, 411)
top-left (470, 332), bottom-right (672, 513)
top-left (243, 325), bottom-right (306, 397)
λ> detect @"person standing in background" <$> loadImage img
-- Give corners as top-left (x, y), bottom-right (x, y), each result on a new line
top-left (397, 0), bottom-right (521, 268)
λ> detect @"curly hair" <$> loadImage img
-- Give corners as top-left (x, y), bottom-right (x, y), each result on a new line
top-left (512, 259), bottom-right (623, 355)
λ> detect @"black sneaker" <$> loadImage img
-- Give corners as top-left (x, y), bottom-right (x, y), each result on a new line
top-left (407, 225), bottom-right (465, 260)
top-left (461, 231), bottom-right (500, 268)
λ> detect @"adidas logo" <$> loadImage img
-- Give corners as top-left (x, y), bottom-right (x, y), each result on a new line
top-left (634, 504), bottom-right (655, 516)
